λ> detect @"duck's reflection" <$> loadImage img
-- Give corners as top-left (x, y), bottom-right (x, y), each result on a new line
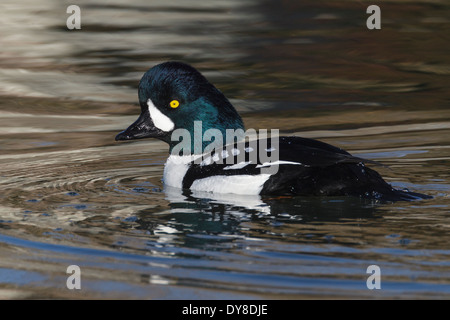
top-left (126, 187), bottom-right (382, 250)
top-left (131, 186), bottom-right (381, 246)
top-left (164, 186), bottom-right (380, 218)
top-left (165, 186), bottom-right (272, 215)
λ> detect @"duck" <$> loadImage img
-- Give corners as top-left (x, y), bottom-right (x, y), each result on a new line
top-left (115, 61), bottom-right (431, 201)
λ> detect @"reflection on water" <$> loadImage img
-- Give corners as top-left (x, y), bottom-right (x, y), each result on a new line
top-left (0, 0), bottom-right (449, 299)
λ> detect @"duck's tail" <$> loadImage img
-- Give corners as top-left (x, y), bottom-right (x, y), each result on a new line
top-left (349, 165), bottom-right (432, 202)
top-left (293, 163), bottom-right (432, 202)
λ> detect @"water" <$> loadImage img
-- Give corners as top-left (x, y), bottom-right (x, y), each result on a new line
top-left (0, 0), bottom-right (449, 299)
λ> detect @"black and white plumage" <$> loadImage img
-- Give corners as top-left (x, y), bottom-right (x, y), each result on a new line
top-left (116, 61), bottom-right (431, 201)
top-left (165, 136), bottom-right (428, 201)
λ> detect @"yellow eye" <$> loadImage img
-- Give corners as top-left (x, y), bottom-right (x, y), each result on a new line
top-left (169, 100), bottom-right (180, 108)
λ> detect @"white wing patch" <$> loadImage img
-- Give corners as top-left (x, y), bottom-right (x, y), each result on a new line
top-left (223, 161), bottom-right (252, 170)
top-left (190, 174), bottom-right (271, 195)
top-left (212, 153), bottom-right (220, 162)
top-left (147, 98), bottom-right (175, 132)
top-left (200, 156), bottom-right (212, 166)
top-left (256, 160), bottom-right (302, 168)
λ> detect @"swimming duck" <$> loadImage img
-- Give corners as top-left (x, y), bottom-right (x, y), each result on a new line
top-left (116, 61), bottom-right (430, 201)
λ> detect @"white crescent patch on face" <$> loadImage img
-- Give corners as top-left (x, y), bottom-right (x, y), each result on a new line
top-left (147, 98), bottom-right (175, 132)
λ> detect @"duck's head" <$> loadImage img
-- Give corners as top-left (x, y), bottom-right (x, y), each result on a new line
top-left (115, 61), bottom-right (245, 154)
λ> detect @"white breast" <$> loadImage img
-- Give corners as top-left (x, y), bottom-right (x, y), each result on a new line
top-left (163, 155), bottom-right (197, 189)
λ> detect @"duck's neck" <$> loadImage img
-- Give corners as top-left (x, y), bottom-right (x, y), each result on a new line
top-left (168, 121), bottom-right (245, 156)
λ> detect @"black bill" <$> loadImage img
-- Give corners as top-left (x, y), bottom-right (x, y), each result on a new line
top-left (115, 110), bottom-right (166, 141)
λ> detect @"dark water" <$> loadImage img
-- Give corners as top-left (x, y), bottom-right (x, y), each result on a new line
top-left (0, 0), bottom-right (449, 299)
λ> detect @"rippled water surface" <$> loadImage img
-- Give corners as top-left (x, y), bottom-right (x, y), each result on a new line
top-left (0, 0), bottom-right (449, 299)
